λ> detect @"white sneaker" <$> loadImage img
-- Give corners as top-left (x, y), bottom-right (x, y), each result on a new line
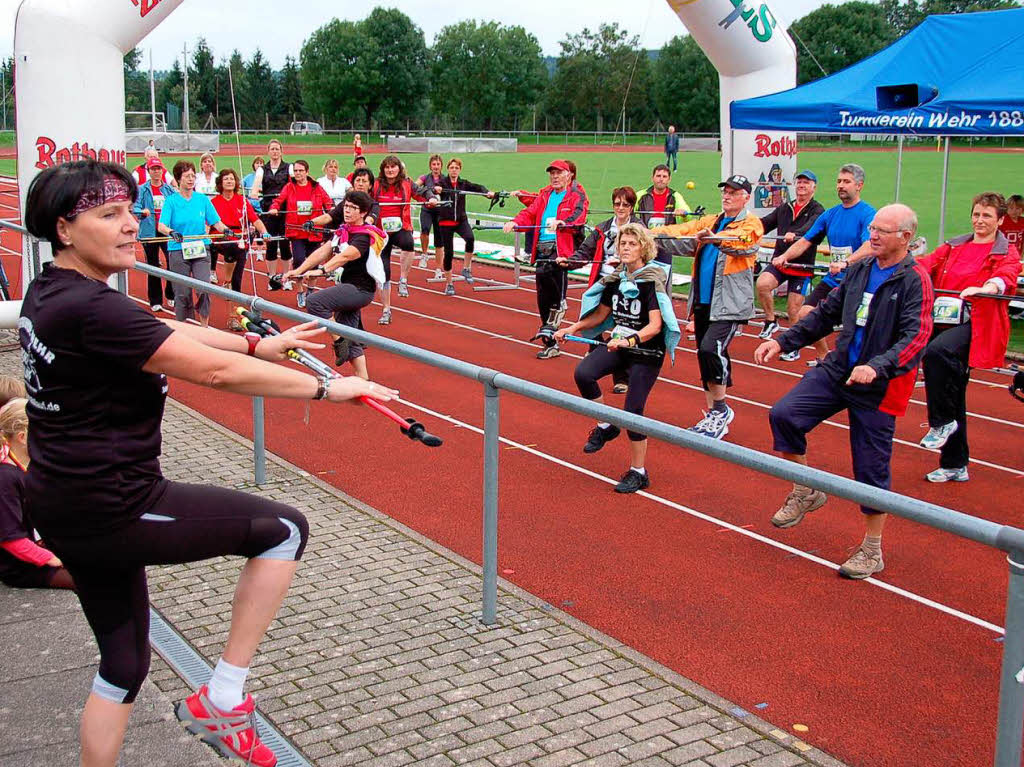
top-left (758, 320), bottom-right (780, 340)
top-left (150, 304), bottom-right (163, 313)
top-left (282, 280), bottom-right (294, 291)
top-left (209, 273), bottom-right (218, 284)
top-left (779, 349), bottom-right (800, 362)
top-left (688, 405), bottom-right (735, 440)
top-left (925, 466), bottom-right (969, 483)
top-left (920, 422), bottom-right (958, 449)
top-left (419, 254), bottom-right (428, 268)
top-left (434, 269), bottom-right (443, 280)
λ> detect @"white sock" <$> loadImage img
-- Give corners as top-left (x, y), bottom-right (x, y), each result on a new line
top-left (597, 422), bottom-right (612, 430)
top-left (631, 466), bottom-right (646, 475)
top-left (208, 658), bottom-right (249, 711)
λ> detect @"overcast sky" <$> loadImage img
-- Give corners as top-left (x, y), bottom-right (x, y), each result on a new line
top-left (2, 0), bottom-right (849, 68)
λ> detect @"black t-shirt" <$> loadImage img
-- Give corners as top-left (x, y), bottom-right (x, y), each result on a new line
top-left (0, 462), bottom-right (29, 576)
top-left (20, 265), bottom-right (174, 537)
top-left (599, 279), bottom-right (665, 363)
top-left (335, 232), bottom-right (375, 294)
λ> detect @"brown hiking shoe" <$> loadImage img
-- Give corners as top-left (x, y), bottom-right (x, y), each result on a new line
top-left (838, 547), bottom-right (884, 580)
top-left (770, 486), bottom-right (827, 529)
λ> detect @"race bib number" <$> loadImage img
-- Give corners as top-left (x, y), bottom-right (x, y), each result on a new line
top-left (831, 245), bottom-right (853, 264)
top-left (544, 217), bottom-right (560, 234)
top-left (855, 291), bottom-right (873, 327)
top-left (382, 217), bottom-right (403, 233)
top-left (181, 240), bottom-right (206, 260)
top-left (758, 246), bottom-right (775, 265)
top-left (152, 195), bottom-right (165, 212)
top-left (933, 296), bottom-right (968, 325)
top-left (296, 200), bottom-right (313, 216)
top-left (648, 216), bottom-right (666, 228)
top-left (611, 324), bottom-right (637, 340)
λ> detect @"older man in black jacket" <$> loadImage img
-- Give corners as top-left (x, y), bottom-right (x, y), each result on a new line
top-left (754, 203), bottom-right (934, 580)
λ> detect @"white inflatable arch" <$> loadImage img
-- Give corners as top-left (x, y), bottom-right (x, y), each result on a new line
top-left (13, 0), bottom-right (796, 282)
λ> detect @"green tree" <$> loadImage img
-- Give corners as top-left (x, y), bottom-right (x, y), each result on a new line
top-left (2, 57), bottom-right (15, 131)
top-left (788, 2), bottom-right (898, 84)
top-left (243, 49), bottom-right (277, 129)
top-left (301, 8), bottom-right (428, 129)
top-left (190, 39), bottom-right (217, 126)
top-left (431, 21), bottom-right (546, 130)
top-left (279, 55), bottom-right (304, 121)
top-left (224, 51), bottom-right (246, 127)
top-left (123, 48), bottom-right (150, 114)
top-left (879, 0), bottom-right (1019, 36)
top-left (543, 24), bottom-right (654, 132)
top-left (652, 35), bottom-right (718, 133)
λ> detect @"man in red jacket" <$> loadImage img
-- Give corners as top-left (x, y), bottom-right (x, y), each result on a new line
top-left (503, 160), bottom-right (589, 358)
top-left (754, 203), bottom-right (934, 580)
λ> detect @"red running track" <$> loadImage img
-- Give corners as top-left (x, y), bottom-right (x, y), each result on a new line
top-left (3, 205), bottom-right (1023, 765)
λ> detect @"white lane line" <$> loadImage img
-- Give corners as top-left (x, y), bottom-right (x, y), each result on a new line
top-left (396, 395), bottom-right (1005, 636)
top-left (378, 300), bottom-right (1024, 478)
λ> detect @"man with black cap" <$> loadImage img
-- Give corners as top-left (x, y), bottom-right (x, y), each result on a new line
top-left (651, 175), bottom-right (763, 439)
top-left (756, 170), bottom-right (825, 339)
top-left (504, 159), bottom-right (590, 359)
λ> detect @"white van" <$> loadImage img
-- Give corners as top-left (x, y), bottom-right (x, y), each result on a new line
top-left (289, 121), bottom-right (324, 135)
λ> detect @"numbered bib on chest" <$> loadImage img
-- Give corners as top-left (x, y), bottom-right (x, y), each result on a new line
top-left (855, 291), bottom-right (873, 327)
top-left (610, 324), bottom-right (638, 340)
top-left (648, 216), bottom-right (666, 228)
top-left (182, 240), bottom-right (207, 260)
top-left (152, 195), bottom-right (165, 212)
top-left (382, 216), bottom-right (403, 233)
top-left (758, 246), bottom-right (775, 265)
top-left (933, 296), bottom-right (969, 325)
top-left (296, 200), bottom-right (313, 216)
top-left (831, 245), bottom-right (853, 263)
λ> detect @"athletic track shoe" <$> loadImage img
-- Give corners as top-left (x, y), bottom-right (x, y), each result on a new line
top-left (418, 254), bottom-right (428, 268)
top-left (444, 283), bottom-right (456, 296)
top-left (758, 320), bottom-right (780, 340)
top-left (838, 547), bottom-right (884, 580)
top-left (688, 405), bottom-right (734, 440)
top-left (150, 304), bottom-right (163, 313)
top-left (333, 337), bottom-right (351, 367)
top-left (434, 269), bottom-right (443, 280)
top-left (462, 267), bottom-right (474, 284)
top-left (296, 291), bottom-right (307, 309)
top-left (378, 309), bottom-right (392, 326)
top-left (536, 345), bottom-right (561, 360)
top-left (397, 280), bottom-right (409, 298)
top-left (614, 469), bottom-right (650, 494)
top-left (920, 421), bottom-right (958, 449)
top-left (612, 383), bottom-right (629, 394)
top-left (779, 349), bottom-right (800, 362)
top-left (771, 486), bottom-right (827, 528)
top-left (583, 424), bottom-right (620, 454)
top-left (926, 466), bottom-right (969, 483)
top-left (176, 685), bottom-right (277, 767)
top-left (282, 280), bottom-right (294, 291)
top-left (209, 273), bottom-right (218, 285)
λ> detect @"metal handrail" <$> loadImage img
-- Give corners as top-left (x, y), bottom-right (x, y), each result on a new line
top-left (1, 215), bottom-right (1023, 765)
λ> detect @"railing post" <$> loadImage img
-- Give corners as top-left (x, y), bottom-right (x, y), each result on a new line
top-left (481, 378), bottom-right (500, 625)
top-left (252, 395), bottom-right (266, 485)
top-left (29, 238), bottom-right (41, 282)
top-left (994, 550), bottom-right (1024, 766)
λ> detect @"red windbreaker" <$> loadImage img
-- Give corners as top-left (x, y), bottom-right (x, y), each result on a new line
top-left (510, 181), bottom-right (589, 261)
top-left (271, 181), bottom-right (333, 241)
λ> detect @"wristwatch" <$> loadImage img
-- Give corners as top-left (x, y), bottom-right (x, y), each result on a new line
top-left (244, 332), bottom-right (261, 357)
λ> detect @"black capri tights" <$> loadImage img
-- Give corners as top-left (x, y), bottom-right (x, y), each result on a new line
top-left (44, 481), bottom-right (308, 705)
top-left (574, 345), bottom-right (663, 441)
top-left (380, 229), bottom-right (414, 284)
top-left (438, 220), bottom-right (475, 271)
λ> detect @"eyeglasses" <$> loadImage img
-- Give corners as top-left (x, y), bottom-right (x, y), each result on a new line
top-left (612, 201), bottom-right (632, 208)
top-left (867, 225), bottom-right (907, 235)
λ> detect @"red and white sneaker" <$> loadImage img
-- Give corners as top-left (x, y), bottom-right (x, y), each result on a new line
top-left (176, 685), bottom-right (277, 766)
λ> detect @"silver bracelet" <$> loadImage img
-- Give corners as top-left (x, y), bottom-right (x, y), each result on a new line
top-left (313, 375), bottom-right (332, 401)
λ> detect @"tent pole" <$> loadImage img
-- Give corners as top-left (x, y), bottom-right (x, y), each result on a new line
top-left (938, 136), bottom-right (951, 243)
top-left (894, 135), bottom-right (904, 201)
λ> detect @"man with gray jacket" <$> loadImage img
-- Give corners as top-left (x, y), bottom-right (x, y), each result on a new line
top-left (652, 175), bottom-right (763, 439)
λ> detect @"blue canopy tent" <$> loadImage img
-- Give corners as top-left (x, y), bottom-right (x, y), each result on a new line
top-left (729, 8), bottom-right (1024, 241)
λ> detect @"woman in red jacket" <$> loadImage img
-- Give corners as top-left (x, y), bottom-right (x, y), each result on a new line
top-left (267, 160), bottom-right (333, 304)
top-left (917, 191), bottom-right (1022, 482)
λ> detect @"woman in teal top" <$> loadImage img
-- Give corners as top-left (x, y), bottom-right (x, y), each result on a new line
top-left (157, 161), bottom-right (231, 327)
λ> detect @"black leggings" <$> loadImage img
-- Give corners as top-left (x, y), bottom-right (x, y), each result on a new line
top-left (922, 322), bottom-right (972, 468)
top-left (142, 241), bottom-right (174, 306)
top-left (574, 345), bottom-right (664, 441)
top-left (211, 243), bottom-right (247, 294)
top-left (439, 220), bottom-right (475, 271)
top-left (262, 212), bottom-right (292, 263)
top-left (380, 229), bottom-right (414, 284)
top-left (306, 282), bottom-right (375, 361)
top-left (42, 481), bottom-right (308, 705)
